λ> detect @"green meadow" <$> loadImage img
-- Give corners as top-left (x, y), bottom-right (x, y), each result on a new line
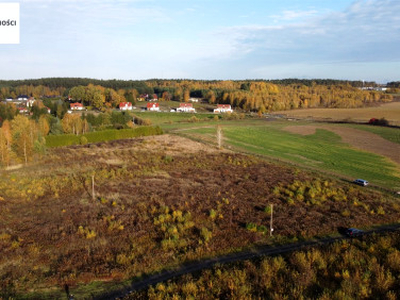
top-left (175, 121), bottom-right (400, 190)
top-left (133, 111), bottom-right (216, 125)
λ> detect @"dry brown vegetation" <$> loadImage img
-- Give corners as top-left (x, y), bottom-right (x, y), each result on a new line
top-left (0, 135), bottom-right (399, 297)
top-left (129, 232), bottom-right (400, 299)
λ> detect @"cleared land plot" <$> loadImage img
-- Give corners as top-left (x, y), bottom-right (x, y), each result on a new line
top-left (273, 101), bottom-right (400, 126)
top-left (1, 135), bottom-right (399, 298)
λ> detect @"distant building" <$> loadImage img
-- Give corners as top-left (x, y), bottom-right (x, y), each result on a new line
top-left (147, 102), bottom-right (160, 111)
top-left (18, 107), bottom-right (28, 114)
top-left (177, 103), bottom-right (196, 113)
top-left (17, 95), bottom-right (28, 101)
top-left (214, 104), bottom-right (233, 113)
top-left (119, 102), bottom-right (133, 111)
top-left (70, 102), bottom-right (84, 110)
top-left (138, 94), bottom-right (148, 101)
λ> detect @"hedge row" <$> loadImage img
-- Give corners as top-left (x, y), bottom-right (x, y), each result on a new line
top-left (45, 126), bottom-right (163, 148)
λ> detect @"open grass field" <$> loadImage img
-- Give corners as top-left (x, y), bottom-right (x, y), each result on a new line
top-left (174, 121), bottom-right (400, 191)
top-left (133, 111), bottom-right (217, 125)
top-left (272, 101), bottom-right (400, 126)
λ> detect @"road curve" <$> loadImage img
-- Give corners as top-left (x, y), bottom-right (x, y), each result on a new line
top-left (94, 223), bottom-right (400, 300)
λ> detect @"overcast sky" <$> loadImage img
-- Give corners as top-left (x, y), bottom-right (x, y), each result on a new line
top-left (1, 0), bottom-right (399, 82)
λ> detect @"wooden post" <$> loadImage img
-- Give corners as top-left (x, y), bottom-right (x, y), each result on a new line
top-left (270, 204), bottom-right (274, 236)
top-left (92, 174), bottom-right (95, 200)
top-left (217, 125), bottom-right (223, 149)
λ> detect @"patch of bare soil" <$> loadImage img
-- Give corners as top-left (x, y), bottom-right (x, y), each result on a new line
top-left (284, 126), bottom-right (317, 136)
top-left (285, 125), bottom-right (400, 165)
top-left (140, 134), bottom-right (226, 154)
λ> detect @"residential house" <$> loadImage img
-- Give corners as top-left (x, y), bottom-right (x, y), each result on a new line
top-left (18, 107), bottom-right (28, 114)
top-left (17, 95), bottom-right (28, 101)
top-left (138, 94), bottom-right (148, 102)
top-left (214, 104), bottom-right (233, 113)
top-left (70, 102), bottom-right (84, 110)
top-left (177, 103), bottom-right (196, 113)
top-left (6, 97), bottom-right (13, 102)
top-left (147, 102), bottom-right (160, 111)
top-left (119, 102), bottom-right (133, 111)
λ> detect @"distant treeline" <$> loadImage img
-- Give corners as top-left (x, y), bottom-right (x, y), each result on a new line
top-left (0, 77), bottom-right (379, 90)
top-left (0, 77), bottom-right (393, 112)
top-left (387, 81), bottom-right (400, 88)
top-left (0, 77), bottom-right (152, 94)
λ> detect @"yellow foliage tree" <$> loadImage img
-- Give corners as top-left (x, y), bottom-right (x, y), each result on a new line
top-left (0, 128), bottom-right (11, 166)
top-left (11, 115), bottom-right (38, 164)
top-left (38, 115), bottom-right (50, 137)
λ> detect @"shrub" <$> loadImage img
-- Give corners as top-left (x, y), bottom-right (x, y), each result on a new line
top-left (377, 206), bottom-right (385, 215)
top-left (80, 136), bottom-right (88, 145)
top-left (200, 227), bottom-right (213, 243)
top-left (209, 209), bottom-right (217, 220)
top-left (341, 209), bottom-right (351, 217)
top-left (369, 117), bottom-right (389, 126)
top-left (187, 116), bottom-right (200, 123)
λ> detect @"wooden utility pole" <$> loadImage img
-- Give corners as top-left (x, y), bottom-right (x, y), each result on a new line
top-left (217, 125), bottom-right (223, 149)
top-left (270, 204), bottom-right (274, 236)
top-left (92, 174), bottom-right (95, 200)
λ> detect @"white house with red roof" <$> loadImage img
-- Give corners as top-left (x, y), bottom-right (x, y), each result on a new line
top-left (177, 103), bottom-right (196, 113)
top-left (18, 107), bottom-right (28, 114)
top-left (119, 102), bottom-right (133, 111)
top-left (214, 104), bottom-right (233, 113)
top-left (147, 102), bottom-right (160, 111)
top-left (70, 102), bottom-right (84, 110)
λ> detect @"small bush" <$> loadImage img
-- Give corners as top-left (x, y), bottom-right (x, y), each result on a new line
top-left (187, 116), bottom-right (200, 123)
top-left (80, 136), bottom-right (88, 145)
top-left (246, 223), bottom-right (258, 232)
top-left (341, 209), bottom-right (351, 217)
top-left (369, 117), bottom-right (389, 126)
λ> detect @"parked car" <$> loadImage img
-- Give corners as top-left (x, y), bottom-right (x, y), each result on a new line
top-left (353, 179), bottom-right (369, 186)
top-left (345, 228), bottom-right (364, 237)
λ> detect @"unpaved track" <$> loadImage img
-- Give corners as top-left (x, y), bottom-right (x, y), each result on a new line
top-left (95, 224), bottom-right (400, 300)
top-left (284, 125), bottom-right (400, 165)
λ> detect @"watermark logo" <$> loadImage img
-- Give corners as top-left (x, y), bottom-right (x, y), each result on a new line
top-left (0, 3), bottom-right (20, 44)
